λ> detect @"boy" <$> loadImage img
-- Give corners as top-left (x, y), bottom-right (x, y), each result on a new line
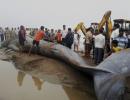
top-left (111, 40), bottom-right (121, 53)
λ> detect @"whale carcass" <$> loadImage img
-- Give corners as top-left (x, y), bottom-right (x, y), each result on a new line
top-left (2, 36), bottom-right (130, 100)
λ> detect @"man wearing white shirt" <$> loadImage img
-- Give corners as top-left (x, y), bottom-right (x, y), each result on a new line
top-left (114, 29), bottom-right (128, 49)
top-left (62, 25), bottom-right (67, 44)
top-left (110, 23), bottom-right (120, 48)
top-left (111, 28), bottom-right (119, 40)
top-left (94, 30), bottom-right (105, 64)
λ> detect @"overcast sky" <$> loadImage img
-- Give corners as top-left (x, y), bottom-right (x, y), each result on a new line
top-left (0, 0), bottom-right (129, 29)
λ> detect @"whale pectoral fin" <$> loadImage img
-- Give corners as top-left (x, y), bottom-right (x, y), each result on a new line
top-left (75, 65), bottom-right (111, 76)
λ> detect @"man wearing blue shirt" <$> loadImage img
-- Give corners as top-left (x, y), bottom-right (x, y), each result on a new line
top-left (114, 29), bottom-right (128, 49)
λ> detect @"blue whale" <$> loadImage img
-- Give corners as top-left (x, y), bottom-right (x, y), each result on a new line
top-left (2, 36), bottom-right (130, 100)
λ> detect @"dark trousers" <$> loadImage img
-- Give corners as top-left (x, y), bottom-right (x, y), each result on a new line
top-left (66, 43), bottom-right (72, 49)
top-left (0, 34), bottom-right (4, 42)
top-left (128, 39), bottom-right (130, 48)
top-left (62, 38), bottom-right (65, 45)
top-left (33, 40), bottom-right (40, 54)
top-left (33, 40), bottom-right (39, 47)
top-left (85, 43), bottom-right (92, 57)
top-left (94, 48), bottom-right (104, 64)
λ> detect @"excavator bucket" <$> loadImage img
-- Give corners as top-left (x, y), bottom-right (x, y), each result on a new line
top-left (75, 22), bottom-right (84, 32)
top-left (98, 10), bottom-right (111, 30)
top-left (75, 22), bottom-right (87, 36)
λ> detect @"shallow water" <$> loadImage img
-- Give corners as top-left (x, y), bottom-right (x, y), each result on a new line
top-left (0, 60), bottom-right (95, 100)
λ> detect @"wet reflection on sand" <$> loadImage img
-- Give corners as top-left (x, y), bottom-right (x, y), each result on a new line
top-left (17, 71), bottom-right (26, 87)
top-left (0, 60), bottom-right (96, 100)
top-left (17, 71), bottom-right (43, 91)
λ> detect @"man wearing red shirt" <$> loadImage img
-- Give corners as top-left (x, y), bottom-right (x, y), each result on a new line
top-left (29, 26), bottom-right (44, 55)
top-left (56, 29), bottom-right (62, 44)
top-left (33, 26), bottom-right (45, 47)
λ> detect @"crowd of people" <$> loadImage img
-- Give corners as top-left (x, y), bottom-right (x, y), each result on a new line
top-left (0, 23), bottom-right (130, 65)
top-left (0, 25), bottom-right (80, 50)
top-left (29, 25), bottom-right (78, 50)
top-left (0, 25), bottom-right (81, 54)
top-left (0, 27), bottom-right (17, 42)
top-left (83, 23), bottom-right (130, 65)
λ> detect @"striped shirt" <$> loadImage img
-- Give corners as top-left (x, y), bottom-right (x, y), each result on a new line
top-left (114, 36), bottom-right (128, 49)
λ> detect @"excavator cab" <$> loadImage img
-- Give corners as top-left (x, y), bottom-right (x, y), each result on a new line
top-left (91, 23), bottom-right (99, 33)
top-left (113, 19), bottom-right (130, 32)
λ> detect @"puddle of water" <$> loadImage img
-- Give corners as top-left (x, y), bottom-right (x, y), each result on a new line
top-left (0, 60), bottom-right (95, 100)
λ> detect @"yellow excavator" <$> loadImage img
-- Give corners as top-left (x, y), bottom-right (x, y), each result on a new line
top-left (75, 22), bottom-right (90, 37)
top-left (91, 22), bottom-right (99, 32)
top-left (75, 10), bottom-right (113, 39)
top-left (75, 11), bottom-right (130, 57)
top-left (113, 19), bottom-right (130, 32)
top-left (74, 10), bottom-right (113, 56)
top-left (99, 12), bottom-right (130, 38)
top-left (98, 10), bottom-right (113, 39)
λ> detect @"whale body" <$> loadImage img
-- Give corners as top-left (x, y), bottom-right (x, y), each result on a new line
top-left (2, 36), bottom-right (130, 100)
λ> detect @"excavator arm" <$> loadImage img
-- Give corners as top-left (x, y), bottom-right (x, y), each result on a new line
top-left (75, 11), bottom-right (113, 39)
top-left (108, 19), bottom-right (113, 37)
top-left (98, 10), bottom-right (113, 38)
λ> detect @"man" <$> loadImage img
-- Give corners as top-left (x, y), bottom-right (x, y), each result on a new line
top-left (126, 31), bottom-right (130, 48)
top-left (56, 29), bottom-right (62, 44)
top-left (74, 30), bottom-right (79, 52)
top-left (128, 37), bottom-right (130, 48)
top-left (33, 26), bottom-right (45, 47)
top-left (114, 29), bottom-right (128, 49)
top-left (50, 29), bottom-right (55, 42)
top-left (11, 28), bottom-right (17, 39)
top-left (0, 27), bottom-right (4, 42)
top-left (5, 27), bottom-right (11, 40)
top-left (111, 23), bottom-right (120, 40)
top-left (44, 28), bottom-right (50, 41)
top-left (94, 30), bottom-right (105, 64)
top-left (111, 40), bottom-right (121, 53)
top-left (18, 25), bottom-right (26, 47)
top-left (29, 26), bottom-right (45, 55)
top-left (64, 28), bottom-right (74, 49)
top-left (84, 27), bottom-right (93, 57)
top-left (18, 25), bottom-right (26, 53)
top-left (62, 25), bottom-right (67, 44)
top-left (110, 23), bottom-right (120, 48)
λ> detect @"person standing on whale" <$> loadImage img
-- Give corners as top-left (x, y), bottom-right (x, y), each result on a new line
top-left (18, 25), bottom-right (26, 51)
top-left (29, 26), bottom-right (45, 55)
